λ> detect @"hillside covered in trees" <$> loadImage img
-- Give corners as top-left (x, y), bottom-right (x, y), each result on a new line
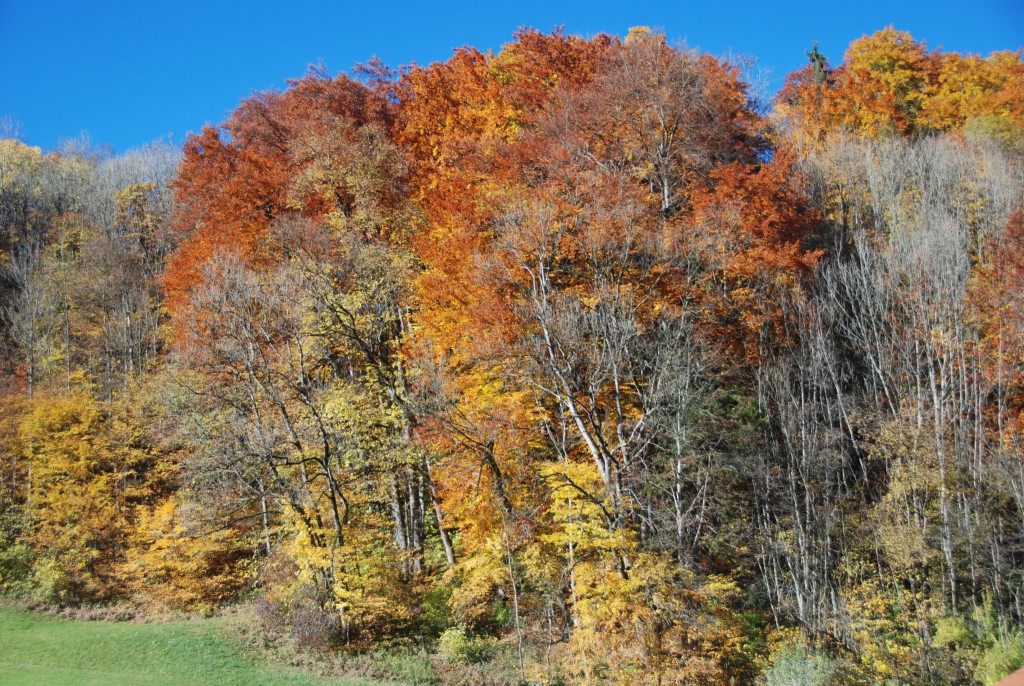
top-left (1, 26), bottom-right (1023, 685)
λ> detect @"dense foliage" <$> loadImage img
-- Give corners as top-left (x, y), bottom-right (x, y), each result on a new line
top-left (1, 27), bottom-right (1023, 685)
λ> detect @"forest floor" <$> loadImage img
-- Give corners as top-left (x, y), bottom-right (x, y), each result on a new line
top-left (0, 605), bottom-right (382, 686)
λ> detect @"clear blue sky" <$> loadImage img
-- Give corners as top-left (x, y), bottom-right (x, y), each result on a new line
top-left (1, 0), bottom-right (1021, 153)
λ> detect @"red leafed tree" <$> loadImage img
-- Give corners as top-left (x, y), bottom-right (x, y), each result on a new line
top-left (972, 208), bottom-right (1024, 433)
top-left (164, 67), bottom-right (393, 313)
top-left (686, 147), bottom-right (822, 360)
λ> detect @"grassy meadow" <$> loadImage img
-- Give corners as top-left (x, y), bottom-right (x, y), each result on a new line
top-left (0, 606), bottom-right (379, 686)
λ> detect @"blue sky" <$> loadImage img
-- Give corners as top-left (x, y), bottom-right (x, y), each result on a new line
top-left (1, 0), bottom-right (1021, 153)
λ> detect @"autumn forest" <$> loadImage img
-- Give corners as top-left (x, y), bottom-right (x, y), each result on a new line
top-left (1, 26), bottom-right (1023, 685)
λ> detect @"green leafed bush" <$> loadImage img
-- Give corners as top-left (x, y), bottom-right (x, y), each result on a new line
top-left (763, 639), bottom-right (836, 686)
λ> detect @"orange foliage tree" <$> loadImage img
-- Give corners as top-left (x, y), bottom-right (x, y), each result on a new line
top-left (777, 27), bottom-right (1024, 144)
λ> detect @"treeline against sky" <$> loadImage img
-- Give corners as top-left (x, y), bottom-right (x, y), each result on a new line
top-left (1, 26), bottom-right (1023, 685)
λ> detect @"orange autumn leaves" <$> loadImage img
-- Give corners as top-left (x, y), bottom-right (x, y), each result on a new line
top-left (164, 29), bottom-right (818, 343)
top-left (777, 27), bottom-right (1024, 144)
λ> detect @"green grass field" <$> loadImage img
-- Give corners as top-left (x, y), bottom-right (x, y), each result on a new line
top-left (0, 606), bottom-right (378, 686)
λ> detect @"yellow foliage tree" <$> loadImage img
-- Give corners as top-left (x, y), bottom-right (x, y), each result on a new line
top-left (19, 392), bottom-right (148, 603)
